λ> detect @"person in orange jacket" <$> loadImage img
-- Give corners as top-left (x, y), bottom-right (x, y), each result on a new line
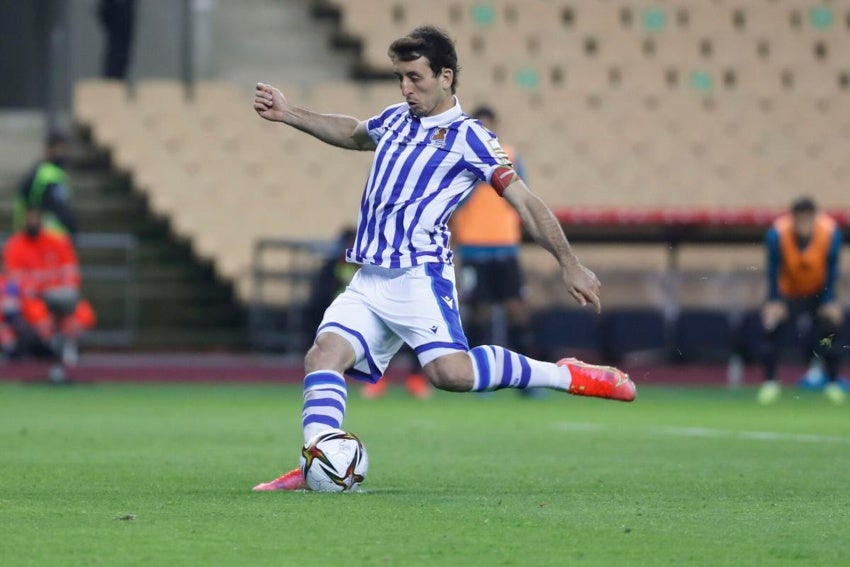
top-left (0, 276), bottom-right (22, 357)
top-left (3, 208), bottom-right (96, 365)
top-left (758, 197), bottom-right (844, 404)
top-left (451, 106), bottom-right (544, 398)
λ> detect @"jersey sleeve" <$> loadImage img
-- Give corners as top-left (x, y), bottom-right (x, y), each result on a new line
top-left (365, 103), bottom-right (408, 145)
top-left (461, 121), bottom-right (514, 183)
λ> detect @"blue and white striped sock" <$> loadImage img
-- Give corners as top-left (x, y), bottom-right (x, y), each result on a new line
top-left (468, 345), bottom-right (571, 392)
top-left (301, 370), bottom-right (347, 443)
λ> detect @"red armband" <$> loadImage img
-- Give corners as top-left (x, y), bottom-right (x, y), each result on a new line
top-left (490, 165), bottom-right (519, 196)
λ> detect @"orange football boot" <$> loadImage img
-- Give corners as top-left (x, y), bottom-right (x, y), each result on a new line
top-left (557, 358), bottom-right (636, 402)
top-left (252, 468), bottom-right (306, 491)
top-left (405, 373), bottom-right (432, 400)
top-left (361, 379), bottom-right (389, 399)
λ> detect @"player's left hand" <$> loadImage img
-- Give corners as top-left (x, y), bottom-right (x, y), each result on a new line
top-left (561, 261), bottom-right (601, 313)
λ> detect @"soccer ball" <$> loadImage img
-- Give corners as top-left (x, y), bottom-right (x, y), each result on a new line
top-left (299, 428), bottom-right (368, 492)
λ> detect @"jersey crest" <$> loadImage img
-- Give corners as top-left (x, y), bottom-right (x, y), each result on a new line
top-left (429, 127), bottom-right (448, 147)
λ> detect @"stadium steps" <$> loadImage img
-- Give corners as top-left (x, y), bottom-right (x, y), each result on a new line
top-left (0, 129), bottom-right (249, 351)
top-left (212, 0), bottom-right (355, 87)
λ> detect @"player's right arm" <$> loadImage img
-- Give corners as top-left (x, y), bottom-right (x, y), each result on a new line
top-left (253, 82), bottom-right (376, 151)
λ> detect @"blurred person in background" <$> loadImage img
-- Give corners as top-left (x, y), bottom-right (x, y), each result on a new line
top-left (98, 0), bottom-right (137, 80)
top-left (304, 227), bottom-right (360, 336)
top-left (758, 197), bottom-right (844, 404)
top-left (0, 277), bottom-right (22, 358)
top-left (452, 106), bottom-right (542, 398)
top-left (3, 209), bottom-right (96, 379)
top-left (14, 132), bottom-right (78, 241)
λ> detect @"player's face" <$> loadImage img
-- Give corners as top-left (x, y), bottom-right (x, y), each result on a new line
top-left (392, 56), bottom-right (454, 117)
top-left (24, 209), bottom-right (42, 237)
top-left (48, 141), bottom-right (69, 167)
top-left (793, 211), bottom-right (815, 239)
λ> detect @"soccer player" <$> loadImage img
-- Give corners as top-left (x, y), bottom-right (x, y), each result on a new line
top-left (758, 197), bottom-right (844, 405)
top-left (252, 26), bottom-right (635, 491)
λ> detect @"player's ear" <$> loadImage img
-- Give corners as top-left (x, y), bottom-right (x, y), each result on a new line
top-left (440, 68), bottom-right (453, 91)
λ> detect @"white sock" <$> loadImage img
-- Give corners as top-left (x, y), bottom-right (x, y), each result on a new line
top-left (301, 370), bottom-right (347, 443)
top-left (468, 345), bottom-right (571, 392)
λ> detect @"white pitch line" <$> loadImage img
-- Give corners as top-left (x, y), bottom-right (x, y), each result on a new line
top-left (553, 421), bottom-right (850, 446)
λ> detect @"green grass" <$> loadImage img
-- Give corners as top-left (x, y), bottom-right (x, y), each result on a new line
top-left (1, 382), bottom-right (849, 567)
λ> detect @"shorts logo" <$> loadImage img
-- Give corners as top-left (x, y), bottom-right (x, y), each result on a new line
top-left (430, 325), bottom-right (439, 334)
top-left (441, 295), bottom-right (454, 308)
top-left (430, 128), bottom-right (448, 147)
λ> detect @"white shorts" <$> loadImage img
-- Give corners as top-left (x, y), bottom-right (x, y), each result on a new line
top-left (316, 263), bottom-right (468, 383)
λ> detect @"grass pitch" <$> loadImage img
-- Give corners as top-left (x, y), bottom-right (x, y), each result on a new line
top-left (1, 381), bottom-right (849, 566)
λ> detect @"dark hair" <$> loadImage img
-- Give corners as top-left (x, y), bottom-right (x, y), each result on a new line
top-left (471, 106), bottom-right (497, 121)
top-left (46, 131), bottom-right (68, 147)
top-left (388, 26), bottom-right (459, 93)
top-left (791, 196), bottom-right (816, 215)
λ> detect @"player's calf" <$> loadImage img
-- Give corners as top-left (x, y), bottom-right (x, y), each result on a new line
top-left (423, 352), bottom-right (474, 391)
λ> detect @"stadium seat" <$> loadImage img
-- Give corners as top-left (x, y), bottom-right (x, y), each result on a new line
top-left (600, 308), bottom-right (668, 363)
top-left (673, 309), bottom-right (734, 362)
top-left (529, 307), bottom-right (601, 361)
top-left (72, 0), bottom-right (850, 306)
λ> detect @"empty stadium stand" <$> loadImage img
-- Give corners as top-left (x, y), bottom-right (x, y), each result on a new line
top-left (0, 126), bottom-right (248, 349)
top-left (71, 1), bottom-right (850, 358)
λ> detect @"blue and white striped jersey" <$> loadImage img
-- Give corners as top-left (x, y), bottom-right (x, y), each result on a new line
top-left (345, 98), bottom-right (512, 268)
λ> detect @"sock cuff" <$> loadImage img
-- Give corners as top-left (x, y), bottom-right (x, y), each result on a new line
top-left (304, 370), bottom-right (346, 392)
top-left (468, 346), bottom-right (494, 391)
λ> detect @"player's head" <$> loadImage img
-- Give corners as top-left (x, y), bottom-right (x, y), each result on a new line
top-left (790, 196), bottom-right (817, 239)
top-left (472, 106), bottom-right (498, 133)
top-left (24, 208), bottom-right (43, 238)
top-left (388, 26), bottom-right (459, 117)
top-left (338, 226), bottom-right (357, 249)
top-left (45, 131), bottom-right (69, 167)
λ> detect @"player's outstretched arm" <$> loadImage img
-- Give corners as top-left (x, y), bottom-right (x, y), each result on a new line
top-left (253, 82), bottom-right (376, 151)
top-left (502, 180), bottom-right (602, 313)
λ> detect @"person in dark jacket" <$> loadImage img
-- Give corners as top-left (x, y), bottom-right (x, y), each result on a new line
top-left (14, 132), bottom-right (77, 240)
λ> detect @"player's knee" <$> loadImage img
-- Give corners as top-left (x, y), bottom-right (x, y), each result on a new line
top-left (304, 344), bottom-right (339, 373)
top-left (304, 333), bottom-right (354, 374)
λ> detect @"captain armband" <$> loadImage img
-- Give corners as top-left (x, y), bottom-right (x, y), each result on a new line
top-left (490, 165), bottom-right (520, 196)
